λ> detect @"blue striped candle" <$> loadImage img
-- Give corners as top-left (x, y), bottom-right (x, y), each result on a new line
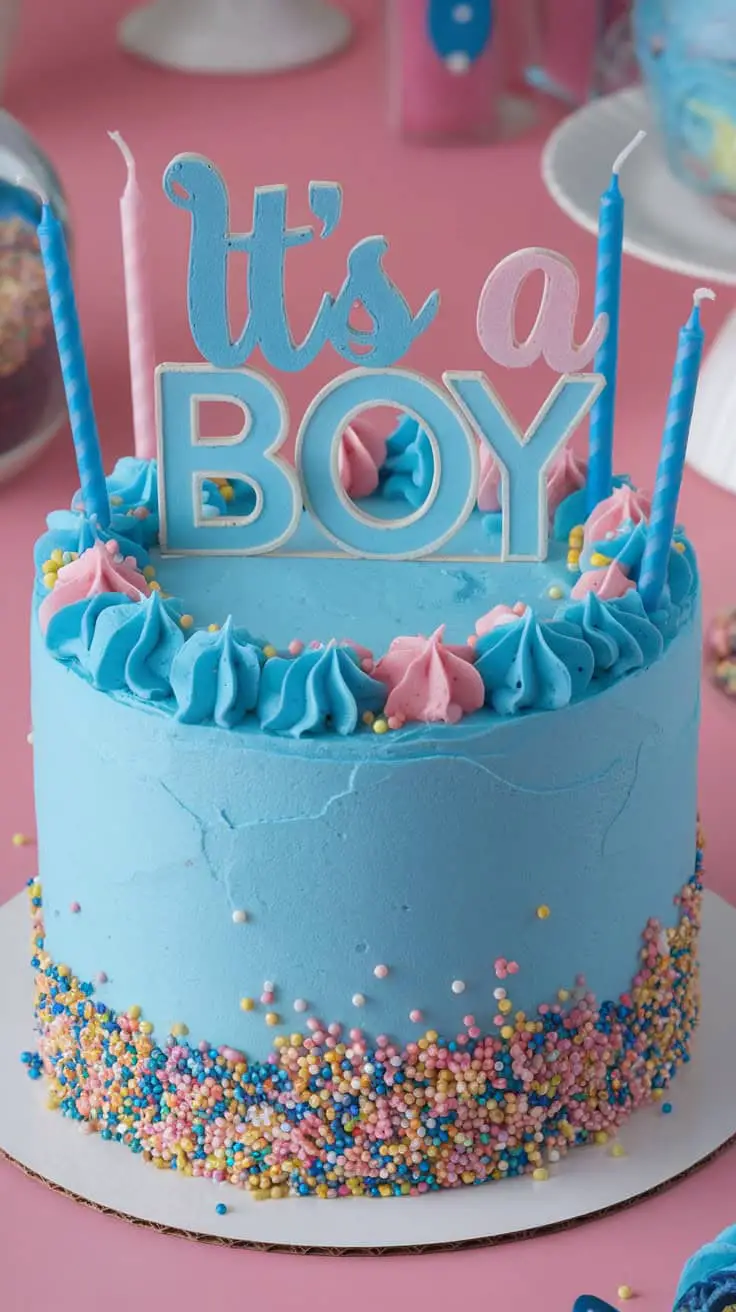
top-left (36, 191), bottom-right (110, 528)
top-left (586, 129), bottom-right (646, 515)
top-left (638, 288), bottom-right (715, 612)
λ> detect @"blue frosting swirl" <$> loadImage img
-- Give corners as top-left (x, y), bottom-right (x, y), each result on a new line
top-left (556, 591), bottom-right (664, 680)
top-left (258, 643), bottom-right (386, 737)
top-left (84, 591), bottom-right (185, 700)
top-left (87, 456), bottom-right (161, 548)
top-left (474, 611), bottom-right (594, 714)
top-left (379, 415), bottom-right (434, 509)
top-left (585, 522), bottom-right (697, 640)
top-left (674, 1225), bottom-right (736, 1311)
top-left (571, 1300), bottom-right (617, 1312)
top-left (170, 618), bottom-right (264, 728)
top-left (36, 510), bottom-right (148, 571)
top-left (45, 594), bottom-right (132, 666)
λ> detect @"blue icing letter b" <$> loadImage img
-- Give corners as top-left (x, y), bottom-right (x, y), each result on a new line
top-left (157, 364), bottom-right (301, 554)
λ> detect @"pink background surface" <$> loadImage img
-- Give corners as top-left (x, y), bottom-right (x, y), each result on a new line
top-left (2, 2), bottom-right (736, 1307)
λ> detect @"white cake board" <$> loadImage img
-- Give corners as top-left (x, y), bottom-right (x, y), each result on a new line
top-left (541, 87), bottom-right (736, 496)
top-left (2, 890), bottom-right (735, 1252)
top-left (118, 0), bottom-right (352, 76)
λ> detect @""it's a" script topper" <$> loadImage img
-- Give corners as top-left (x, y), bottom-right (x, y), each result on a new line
top-left (156, 157), bottom-right (607, 563)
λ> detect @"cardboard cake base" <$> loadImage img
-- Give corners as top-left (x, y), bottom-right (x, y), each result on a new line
top-left (2, 890), bottom-right (735, 1252)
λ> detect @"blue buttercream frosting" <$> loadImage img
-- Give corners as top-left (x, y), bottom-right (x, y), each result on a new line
top-left (257, 643), bottom-right (386, 737)
top-left (171, 618), bottom-right (264, 728)
top-left (45, 594), bottom-right (133, 666)
top-left (92, 456), bottom-right (160, 547)
top-left (557, 591), bottom-right (664, 680)
top-left (36, 510), bottom-right (148, 570)
top-left (584, 522), bottom-right (697, 639)
top-left (84, 591), bottom-right (185, 700)
top-left (674, 1226), bottom-right (736, 1311)
top-left (379, 415), bottom-right (435, 509)
top-left (474, 611), bottom-right (594, 714)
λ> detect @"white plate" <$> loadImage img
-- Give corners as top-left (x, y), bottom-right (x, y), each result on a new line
top-left (1, 890), bottom-right (735, 1251)
top-left (542, 88), bottom-right (736, 287)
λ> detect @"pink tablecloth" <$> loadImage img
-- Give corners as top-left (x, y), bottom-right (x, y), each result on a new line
top-left (2, 2), bottom-right (736, 1307)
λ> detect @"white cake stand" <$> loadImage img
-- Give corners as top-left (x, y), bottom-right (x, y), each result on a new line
top-left (118, 0), bottom-right (352, 76)
top-left (542, 87), bottom-right (736, 496)
top-left (2, 889), bottom-right (736, 1251)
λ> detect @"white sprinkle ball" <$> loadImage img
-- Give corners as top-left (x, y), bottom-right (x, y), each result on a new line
top-left (451, 980), bottom-right (466, 994)
top-left (231, 909), bottom-right (247, 924)
top-left (352, 993), bottom-right (365, 1008)
top-left (293, 998), bottom-right (307, 1013)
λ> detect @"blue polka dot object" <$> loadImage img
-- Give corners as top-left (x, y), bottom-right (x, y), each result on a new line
top-left (634, 0), bottom-right (736, 218)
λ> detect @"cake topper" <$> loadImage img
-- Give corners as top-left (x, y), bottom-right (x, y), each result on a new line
top-left (156, 156), bottom-right (605, 561)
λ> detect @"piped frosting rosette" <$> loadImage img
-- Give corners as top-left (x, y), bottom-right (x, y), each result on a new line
top-left (374, 626), bottom-right (484, 724)
top-left (673, 1224), bottom-right (736, 1311)
top-left (171, 619), bottom-right (264, 728)
top-left (472, 608), bottom-right (594, 714)
top-left (573, 519), bottom-right (697, 640)
top-left (258, 641), bottom-right (386, 737)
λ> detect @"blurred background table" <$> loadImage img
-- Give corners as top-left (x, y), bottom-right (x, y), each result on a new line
top-left (2, 2), bottom-right (735, 1308)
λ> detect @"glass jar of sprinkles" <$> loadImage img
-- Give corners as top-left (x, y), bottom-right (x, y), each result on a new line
top-left (0, 110), bottom-right (68, 483)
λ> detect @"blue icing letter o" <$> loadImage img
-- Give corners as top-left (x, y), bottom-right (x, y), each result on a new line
top-left (296, 368), bottom-right (478, 559)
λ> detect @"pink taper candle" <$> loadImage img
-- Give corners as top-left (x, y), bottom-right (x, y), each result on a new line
top-left (109, 131), bottom-right (157, 462)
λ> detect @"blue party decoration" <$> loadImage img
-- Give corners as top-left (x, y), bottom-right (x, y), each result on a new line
top-left (427, 1), bottom-right (493, 66)
top-left (163, 157), bottom-right (438, 372)
top-left (445, 372), bottom-right (604, 559)
top-left (296, 368), bottom-right (477, 559)
top-left (157, 363), bottom-right (301, 555)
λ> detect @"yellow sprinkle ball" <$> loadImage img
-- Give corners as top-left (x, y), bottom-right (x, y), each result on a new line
top-left (179, 614), bottom-right (195, 630)
top-left (500, 1025), bottom-right (514, 1039)
top-left (372, 718), bottom-right (389, 735)
top-left (149, 580), bottom-right (161, 592)
top-left (498, 998), bottom-right (512, 1014)
top-left (171, 1022), bottom-right (189, 1037)
top-left (557, 988), bottom-right (570, 1002)
top-left (594, 1131), bottom-right (609, 1145)
top-left (617, 1286), bottom-right (633, 1301)
top-left (611, 1143), bottom-right (626, 1158)
top-left (362, 711), bottom-right (375, 726)
top-left (532, 1167), bottom-right (549, 1182)
top-left (240, 997), bottom-right (255, 1012)
top-left (11, 833), bottom-right (31, 847)
top-left (42, 572), bottom-right (56, 590)
top-left (127, 1005), bottom-right (142, 1020)
top-left (142, 566), bottom-right (156, 581)
top-left (674, 540), bottom-right (686, 553)
top-left (536, 904), bottom-right (551, 920)
top-left (221, 484), bottom-right (235, 502)
top-left (589, 552), bottom-right (612, 567)
top-left (265, 1012), bottom-right (280, 1026)
top-left (548, 585), bottom-right (564, 601)
top-left (569, 525), bottom-right (584, 546)
top-left (263, 645), bottom-right (278, 659)
top-left (139, 1021), bottom-right (154, 1035)
top-left (207, 623), bottom-right (220, 632)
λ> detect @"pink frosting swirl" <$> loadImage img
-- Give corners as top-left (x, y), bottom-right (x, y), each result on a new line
top-left (547, 447), bottom-right (587, 518)
top-left (338, 421), bottom-right (388, 499)
top-left (39, 539), bottom-right (150, 634)
top-left (374, 624), bottom-right (484, 725)
top-left (473, 601), bottom-right (527, 639)
top-left (571, 561), bottom-right (635, 601)
top-left (583, 484), bottom-right (652, 554)
top-left (477, 444), bottom-right (501, 513)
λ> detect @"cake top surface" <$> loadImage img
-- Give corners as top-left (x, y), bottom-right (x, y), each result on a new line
top-left (31, 146), bottom-right (705, 740)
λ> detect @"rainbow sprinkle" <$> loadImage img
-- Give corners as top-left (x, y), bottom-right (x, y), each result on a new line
top-left (25, 844), bottom-right (702, 1200)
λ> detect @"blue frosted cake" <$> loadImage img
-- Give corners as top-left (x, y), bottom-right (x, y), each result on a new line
top-left (24, 151), bottom-right (705, 1200)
